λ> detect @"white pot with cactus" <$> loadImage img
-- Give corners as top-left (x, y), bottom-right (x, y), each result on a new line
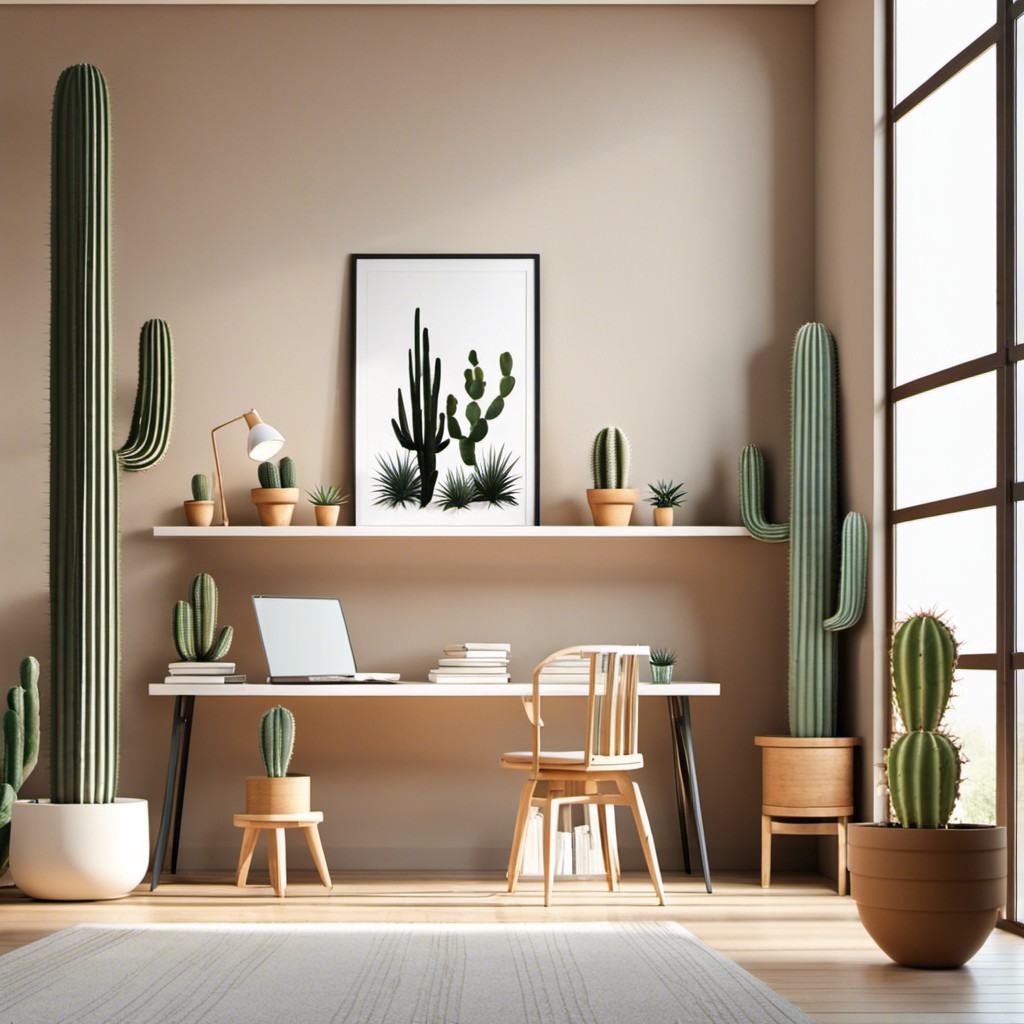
top-left (587, 426), bottom-right (639, 526)
top-left (246, 707), bottom-right (310, 815)
top-left (183, 472), bottom-right (214, 526)
top-left (649, 647), bottom-right (677, 683)
top-left (251, 457), bottom-right (300, 526)
top-left (646, 480), bottom-right (686, 527)
top-left (307, 485), bottom-right (350, 527)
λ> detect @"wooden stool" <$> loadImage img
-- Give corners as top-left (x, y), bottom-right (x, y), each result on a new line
top-left (761, 815), bottom-right (849, 895)
top-left (233, 811), bottom-right (333, 898)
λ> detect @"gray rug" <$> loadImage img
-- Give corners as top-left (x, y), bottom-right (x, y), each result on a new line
top-left (0, 922), bottom-right (816, 1024)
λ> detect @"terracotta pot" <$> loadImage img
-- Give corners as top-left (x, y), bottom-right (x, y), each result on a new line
top-left (183, 500), bottom-right (214, 527)
top-left (314, 504), bottom-right (341, 527)
top-left (848, 823), bottom-right (1006, 968)
top-left (245, 775), bottom-right (311, 815)
top-left (251, 487), bottom-right (299, 526)
top-left (586, 488), bottom-right (640, 527)
top-left (653, 507), bottom-right (674, 527)
top-left (755, 735), bottom-right (860, 816)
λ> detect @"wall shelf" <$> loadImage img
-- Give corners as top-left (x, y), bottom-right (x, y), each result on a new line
top-left (152, 525), bottom-right (750, 538)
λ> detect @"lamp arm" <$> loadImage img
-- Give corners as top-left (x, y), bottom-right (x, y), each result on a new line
top-left (210, 412), bottom-right (256, 527)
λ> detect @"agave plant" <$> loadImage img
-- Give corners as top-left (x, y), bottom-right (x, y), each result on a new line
top-left (307, 485), bottom-right (349, 507)
top-left (649, 647), bottom-right (677, 667)
top-left (436, 468), bottom-right (478, 511)
top-left (472, 445), bottom-right (520, 507)
top-left (372, 451), bottom-right (421, 508)
top-left (645, 480), bottom-right (686, 509)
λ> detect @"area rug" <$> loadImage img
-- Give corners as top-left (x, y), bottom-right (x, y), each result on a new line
top-left (0, 921), bottom-right (816, 1024)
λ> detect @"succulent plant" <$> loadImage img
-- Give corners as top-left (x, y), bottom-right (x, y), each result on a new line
top-left (173, 573), bottom-right (233, 662)
top-left (51, 64), bottom-right (174, 804)
top-left (471, 445), bottom-right (520, 507)
top-left (446, 350), bottom-right (515, 467)
top-left (191, 474), bottom-right (211, 502)
top-left (886, 612), bottom-right (963, 829)
top-left (259, 706), bottom-right (295, 778)
top-left (392, 308), bottom-right (450, 505)
top-left (436, 468), bottom-right (478, 511)
top-left (307, 485), bottom-right (349, 506)
top-left (0, 657), bottom-right (40, 874)
top-left (373, 450), bottom-right (422, 508)
top-left (739, 323), bottom-right (867, 738)
top-left (591, 427), bottom-right (631, 489)
top-left (649, 647), bottom-right (677, 667)
top-left (645, 480), bottom-right (686, 509)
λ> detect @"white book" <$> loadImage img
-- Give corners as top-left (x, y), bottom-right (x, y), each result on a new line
top-left (431, 664), bottom-right (508, 674)
top-left (441, 649), bottom-right (510, 659)
top-left (163, 674), bottom-right (245, 684)
top-left (168, 662), bottom-right (236, 674)
top-left (444, 643), bottom-right (512, 652)
top-left (556, 832), bottom-right (573, 876)
top-left (427, 672), bottom-right (511, 684)
top-left (437, 657), bottom-right (509, 667)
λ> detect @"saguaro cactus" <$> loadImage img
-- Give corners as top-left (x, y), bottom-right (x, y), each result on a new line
top-left (887, 613), bottom-right (962, 828)
top-left (739, 323), bottom-right (867, 737)
top-left (259, 706), bottom-right (295, 778)
top-left (50, 64), bottom-right (174, 804)
top-left (392, 308), bottom-right (449, 506)
top-left (0, 658), bottom-right (40, 874)
top-left (173, 573), bottom-right (233, 662)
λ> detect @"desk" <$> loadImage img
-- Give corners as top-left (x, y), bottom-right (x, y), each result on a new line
top-left (147, 682), bottom-right (719, 892)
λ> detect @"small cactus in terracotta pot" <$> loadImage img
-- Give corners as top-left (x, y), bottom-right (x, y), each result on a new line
top-left (183, 473), bottom-right (214, 526)
top-left (587, 427), bottom-right (639, 526)
top-left (251, 457), bottom-right (299, 526)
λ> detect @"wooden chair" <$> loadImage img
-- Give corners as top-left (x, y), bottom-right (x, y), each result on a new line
top-left (501, 645), bottom-right (666, 906)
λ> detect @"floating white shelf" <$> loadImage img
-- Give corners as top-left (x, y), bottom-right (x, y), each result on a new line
top-left (152, 525), bottom-right (749, 538)
top-left (148, 682), bottom-right (722, 697)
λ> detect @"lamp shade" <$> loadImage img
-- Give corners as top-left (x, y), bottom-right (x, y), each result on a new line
top-left (247, 422), bottom-right (285, 462)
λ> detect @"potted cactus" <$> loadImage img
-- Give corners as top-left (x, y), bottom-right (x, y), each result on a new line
top-left (307, 485), bottom-right (350, 527)
top-left (0, 658), bottom-right (40, 884)
top-left (183, 473), bottom-right (214, 527)
top-left (649, 647), bottom-right (676, 684)
top-left (645, 479), bottom-right (686, 526)
top-left (587, 426), bottom-right (639, 526)
top-left (11, 64), bottom-right (174, 901)
top-left (847, 613), bottom-right (1006, 968)
top-left (741, 323), bottom-right (868, 830)
top-left (172, 573), bottom-right (233, 664)
top-left (246, 707), bottom-right (310, 815)
top-left (251, 456), bottom-right (299, 526)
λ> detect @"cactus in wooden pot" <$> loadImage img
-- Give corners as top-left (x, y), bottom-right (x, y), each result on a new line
top-left (247, 705), bottom-right (308, 815)
top-left (50, 64), bottom-right (174, 804)
top-left (0, 658), bottom-right (40, 874)
top-left (740, 323), bottom-right (867, 737)
top-left (587, 426), bottom-right (638, 526)
top-left (253, 457), bottom-right (299, 525)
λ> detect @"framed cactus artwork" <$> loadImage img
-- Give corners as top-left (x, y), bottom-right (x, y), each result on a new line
top-left (353, 255), bottom-right (540, 526)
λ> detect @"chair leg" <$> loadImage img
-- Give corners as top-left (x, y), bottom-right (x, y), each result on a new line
top-left (596, 803), bottom-right (618, 892)
top-left (235, 827), bottom-right (259, 888)
top-left (304, 825), bottom-right (333, 890)
top-left (837, 816), bottom-right (848, 897)
top-left (761, 814), bottom-right (772, 889)
top-left (507, 778), bottom-right (538, 894)
top-left (267, 828), bottom-right (287, 898)
top-left (542, 796), bottom-right (559, 908)
top-left (620, 777), bottom-right (666, 906)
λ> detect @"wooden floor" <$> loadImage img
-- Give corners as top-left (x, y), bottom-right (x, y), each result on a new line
top-left (1, 870), bottom-right (1021, 1023)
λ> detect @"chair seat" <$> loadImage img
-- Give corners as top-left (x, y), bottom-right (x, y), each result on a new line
top-left (500, 750), bottom-right (644, 771)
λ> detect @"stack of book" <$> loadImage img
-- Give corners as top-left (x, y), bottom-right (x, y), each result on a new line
top-left (165, 662), bottom-right (245, 684)
top-left (519, 810), bottom-right (607, 878)
top-left (538, 654), bottom-right (591, 684)
top-left (427, 643), bottom-right (510, 684)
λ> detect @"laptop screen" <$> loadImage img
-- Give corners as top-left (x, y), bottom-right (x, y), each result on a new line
top-left (253, 596), bottom-right (358, 677)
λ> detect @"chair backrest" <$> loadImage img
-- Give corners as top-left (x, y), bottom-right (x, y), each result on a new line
top-left (530, 645), bottom-right (649, 769)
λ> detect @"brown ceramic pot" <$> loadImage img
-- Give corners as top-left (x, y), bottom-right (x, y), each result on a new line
top-left (314, 504), bottom-right (341, 527)
top-left (755, 735), bottom-right (860, 816)
top-left (847, 823), bottom-right (1006, 968)
top-left (245, 775), bottom-right (311, 815)
top-left (251, 487), bottom-right (299, 526)
top-left (183, 500), bottom-right (214, 527)
top-left (586, 488), bottom-right (640, 526)
top-left (653, 506), bottom-right (674, 527)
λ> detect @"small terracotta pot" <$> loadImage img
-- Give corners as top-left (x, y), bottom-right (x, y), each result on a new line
top-left (251, 487), bottom-right (299, 526)
top-left (183, 500), bottom-right (214, 527)
top-left (653, 507), bottom-right (674, 527)
top-left (314, 504), bottom-right (341, 527)
top-left (848, 823), bottom-right (1006, 968)
top-left (245, 775), bottom-right (311, 815)
top-left (587, 488), bottom-right (640, 527)
top-left (755, 735), bottom-right (860, 816)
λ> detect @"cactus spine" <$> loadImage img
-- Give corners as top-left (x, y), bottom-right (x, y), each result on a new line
top-left (887, 613), bottom-right (962, 829)
top-left (392, 308), bottom-right (449, 505)
top-left (51, 64), bottom-right (174, 804)
top-left (259, 706), bottom-right (295, 778)
top-left (446, 350), bottom-right (516, 467)
top-left (739, 323), bottom-right (867, 737)
top-left (0, 658), bottom-right (40, 874)
top-left (173, 573), bottom-right (233, 662)
top-left (591, 427), bottom-right (631, 489)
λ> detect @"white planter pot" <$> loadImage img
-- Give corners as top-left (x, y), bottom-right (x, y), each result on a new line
top-left (10, 798), bottom-right (149, 901)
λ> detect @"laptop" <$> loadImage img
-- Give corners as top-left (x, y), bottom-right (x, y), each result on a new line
top-left (252, 595), bottom-right (400, 684)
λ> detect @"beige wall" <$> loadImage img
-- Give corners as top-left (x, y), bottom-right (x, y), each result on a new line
top-left (0, 3), bottom-right (819, 871)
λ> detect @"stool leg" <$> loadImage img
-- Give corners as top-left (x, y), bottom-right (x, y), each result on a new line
top-left (267, 828), bottom-right (287, 897)
top-left (235, 827), bottom-right (259, 887)
top-left (837, 816), bottom-right (848, 897)
top-left (761, 814), bottom-right (772, 888)
top-left (304, 825), bottom-right (333, 890)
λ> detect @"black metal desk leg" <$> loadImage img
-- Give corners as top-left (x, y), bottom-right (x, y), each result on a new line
top-left (150, 695), bottom-right (195, 890)
top-left (674, 695), bottom-right (711, 893)
top-left (668, 697), bottom-right (692, 874)
top-left (170, 694), bottom-right (195, 875)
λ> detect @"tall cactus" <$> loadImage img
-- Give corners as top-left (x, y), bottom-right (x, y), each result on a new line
top-left (50, 64), bottom-right (174, 803)
top-left (739, 323), bottom-right (867, 737)
top-left (887, 613), bottom-right (962, 828)
top-left (591, 426), bottom-right (631, 489)
top-left (0, 658), bottom-right (40, 875)
top-left (259, 706), bottom-right (295, 778)
top-left (173, 573), bottom-right (233, 662)
top-left (392, 308), bottom-right (449, 506)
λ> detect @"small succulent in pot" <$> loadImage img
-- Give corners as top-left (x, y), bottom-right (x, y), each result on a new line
top-left (184, 472), bottom-right (215, 526)
top-left (649, 647), bottom-right (677, 684)
top-left (646, 479), bottom-right (686, 526)
top-left (307, 485), bottom-right (349, 526)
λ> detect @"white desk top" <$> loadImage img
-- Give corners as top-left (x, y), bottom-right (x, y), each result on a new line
top-left (148, 682), bottom-right (721, 698)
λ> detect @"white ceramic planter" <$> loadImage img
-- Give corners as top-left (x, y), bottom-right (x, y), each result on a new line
top-left (10, 798), bottom-right (149, 901)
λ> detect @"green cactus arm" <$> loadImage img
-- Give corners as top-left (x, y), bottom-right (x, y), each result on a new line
top-left (3, 704), bottom-right (24, 793)
top-left (208, 625), bottom-right (233, 663)
top-left (173, 601), bottom-right (196, 661)
top-left (191, 573), bottom-right (217, 659)
top-left (891, 613), bottom-right (955, 732)
top-left (887, 730), bottom-right (960, 828)
top-left (19, 656), bottom-right (39, 777)
top-left (0, 782), bottom-right (12, 830)
top-left (823, 512), bottom-right (868, 632)
top-left (258, 461), bottom-right (280, 488)
top-left (279, 457), bottom-right (296, 489)
top-left (739, 444), bottom-right (790, 542)
top-left (117, 319), bottom-right (174, 471)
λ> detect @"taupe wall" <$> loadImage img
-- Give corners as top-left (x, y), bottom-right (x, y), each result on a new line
top-left (0, 3), bottom-right (819, 871)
